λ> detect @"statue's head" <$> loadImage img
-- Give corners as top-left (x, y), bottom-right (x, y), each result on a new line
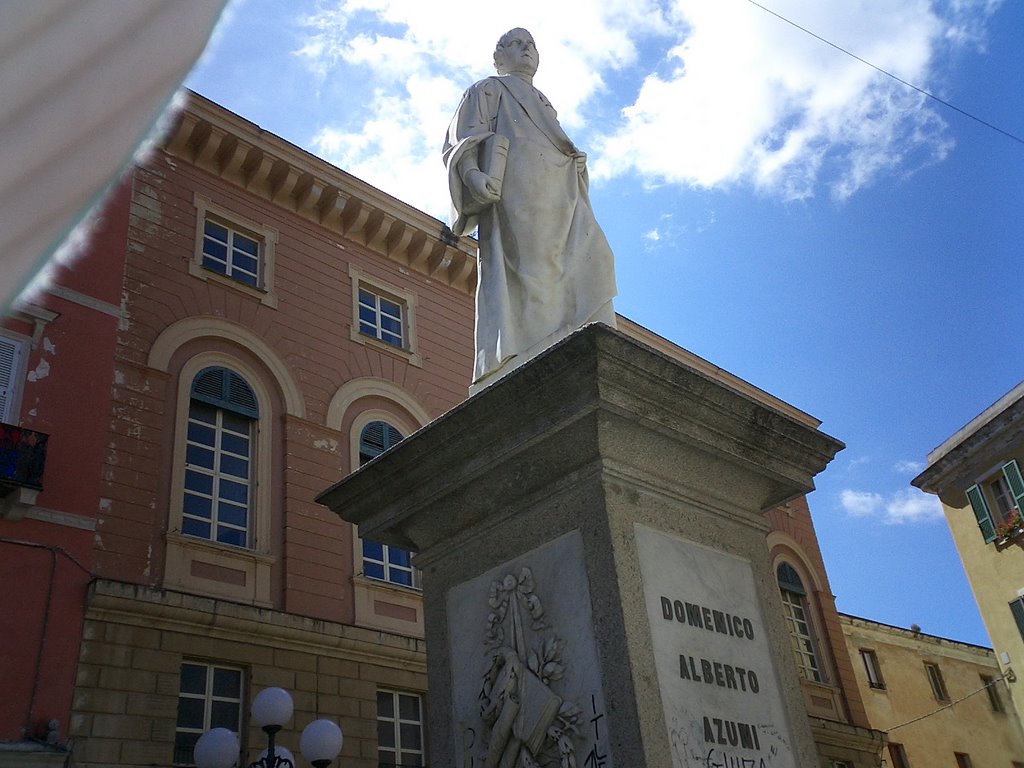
top-left (493, 28), bottom-right (539, 78)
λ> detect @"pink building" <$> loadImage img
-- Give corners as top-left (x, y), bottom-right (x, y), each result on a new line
top-left (1, 181), bottom-right (129, 764)
top-left (1, 92), bottom-right (881, 767)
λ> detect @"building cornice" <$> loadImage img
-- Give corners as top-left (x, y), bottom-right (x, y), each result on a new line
top-left (913, 383), bottom-right (1024, 495)
top-left (86, 578), bottom-right (426, 671)
top-left (163, 91), bottom-right (477, 295)
top-left (839, 612), bottom-right (995, 659)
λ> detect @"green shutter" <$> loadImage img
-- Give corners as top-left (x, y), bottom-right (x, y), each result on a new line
top-left (1002, 460), bottom-right (1024, 514)
top-left (966, 484), bottom-right (996, 543)
top-left (777, 562), bottom-right (806, 595)
top-left (1010, 598), bottom-right (1024, 642)
top-left (359, 421), bottom-right (404, 465)
top-left (191, 367), bottom-right (258, 418)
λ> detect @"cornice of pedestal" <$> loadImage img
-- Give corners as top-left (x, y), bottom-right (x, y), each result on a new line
top-left (163, 91), bottom-right (478, 294)
top-left (319, 324), bottom-right (845, 555)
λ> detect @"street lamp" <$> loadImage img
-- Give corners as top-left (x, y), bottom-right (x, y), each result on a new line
top-left (193, 687), bottom-right (344, 768)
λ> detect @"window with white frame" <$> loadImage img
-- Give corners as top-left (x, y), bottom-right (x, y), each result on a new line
top-left (349, 265), bottom-right (420, 366)
top-left (174, 661), bottom-right (243, 766)
top-left (359, 287), bottom-right (405, 349)
top-left (0, 333), bottom-right (26, 424)
top-left (191, 194), bottom-right (277, 307)
top-left (859, 648), bottom-right (885, 690)
top-left (377, 689), bottom-right (425, 767)
top-left (202, 216), bottom-right (261, 287)
top-left (965, 459), bottom-right (1024, 542)
top-left (183, 367), bottom-right (258, 548)
top-left (924, 661), bottom-right (949, 702)
top-left (360, 421), bottom-right (416, 588)
top-left (777, 562), bottom-right (823, 683)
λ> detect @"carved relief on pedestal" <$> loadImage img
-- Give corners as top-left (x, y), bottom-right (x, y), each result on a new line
top-left (477, 568), bottom-right (581, 768)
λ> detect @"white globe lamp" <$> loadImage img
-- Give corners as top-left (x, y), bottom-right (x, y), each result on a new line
top-left (251, 687), bottom-right (294, 732)
top-left (300, 719), bottom-right (344, 767)
top-left (193, 727), bottom-right (239, 768)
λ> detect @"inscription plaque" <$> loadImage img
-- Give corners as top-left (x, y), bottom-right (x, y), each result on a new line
top-left (635, 524), bottom-right (797, 768)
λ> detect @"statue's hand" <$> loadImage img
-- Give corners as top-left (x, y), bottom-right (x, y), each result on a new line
top-left (466, 169), bottom-right (501, 204)
top-left (573, 152), bottom-right (587, 175)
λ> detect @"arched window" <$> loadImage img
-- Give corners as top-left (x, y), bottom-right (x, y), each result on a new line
top-left (777, 562), bottom-right (823, 683)
top-left (182, 367), bottom-right (258, 548)
top-left (359, 420), bottom-right (403, 465)
top-left (360, 420), bottom-right (414, 587)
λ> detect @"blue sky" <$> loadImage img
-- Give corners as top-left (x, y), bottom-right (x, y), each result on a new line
top-left (185, 0), bottom-right (1022, 646)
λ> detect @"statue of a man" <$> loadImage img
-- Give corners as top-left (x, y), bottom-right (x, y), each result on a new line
top-left (443, 28), bottom-right (617, 393)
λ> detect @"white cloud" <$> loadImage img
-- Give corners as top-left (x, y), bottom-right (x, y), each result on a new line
top-left (840, 487), bottom-right (944, 524)
top-left (840, 489), bottom-right (883, 517)
top-left (295, 0), bottom-right (669, 211)
top-left (884, 487), bottom-right (944, 524)
top-left (291, 0), bottom-right (1002, 210)
top-left (893, 459), bottom-right (924, 474)
top-left (843, 455), bottom-right (871, 473)
top-left (310, 73), bottom-right (462, 215)
top-left (592, 0), bottom-right (970, 200)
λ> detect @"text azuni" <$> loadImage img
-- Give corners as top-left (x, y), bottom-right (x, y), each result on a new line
top-left (660, 596), bottom-right (756, 640)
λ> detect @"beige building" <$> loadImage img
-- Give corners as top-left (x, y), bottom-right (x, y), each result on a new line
top-left (914, 382), bottom-right (1024, 740)
top-left (841, 614), bottom-right (1024, 767)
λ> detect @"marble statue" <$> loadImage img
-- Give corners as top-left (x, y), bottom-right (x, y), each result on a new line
top-left (443, 28), bottom-right (617, 393)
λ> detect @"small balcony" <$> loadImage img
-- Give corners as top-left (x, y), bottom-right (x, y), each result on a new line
top-left (0, 422), bottom-right (48, 519)
top-left (996, 509), bottom-right (1024, 548)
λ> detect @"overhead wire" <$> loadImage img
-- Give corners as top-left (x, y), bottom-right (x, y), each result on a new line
top-left (884, 673), bottom-right (1008, 732)
top-left (745, 0), bottom-right (1024, 146)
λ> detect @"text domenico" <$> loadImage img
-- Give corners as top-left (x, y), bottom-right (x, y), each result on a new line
top-left (660, 596), bottom-right (755, 641)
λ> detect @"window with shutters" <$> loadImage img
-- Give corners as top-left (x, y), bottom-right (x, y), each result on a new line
top-left (360, 421), bottom-right (417, 588)
top-left (924, 661), bottom-right (949, 702)
top-left (965, 459), bottom-right (1024, 544)
top-left (888, 742), bottom-right (911, 768)
top-left (183, 367), bottom-right (258, 549)
top-left (859, 648), bottom-right (885, 690)
top-left (349, 265), bottom-right (421, 367)
top-left (777, 562), bottom-right (824, 683)
top-left (191, 194), bottom-right (278, 307)
top-left (981, 674), bottom-right (1003, 712)
top-left (165, 354), bottom-right (274, 605)
top-left (1009, 598), bottom-right (1024, 643)
top-left (0, 333), bottom-right (27, 424)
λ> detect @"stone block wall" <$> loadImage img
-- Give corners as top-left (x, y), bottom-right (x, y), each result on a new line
top-left (70, 580), bottom-right (427, 768)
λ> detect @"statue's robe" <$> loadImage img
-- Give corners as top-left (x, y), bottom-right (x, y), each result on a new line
top-left (443, 75), bottom-right (617, 390)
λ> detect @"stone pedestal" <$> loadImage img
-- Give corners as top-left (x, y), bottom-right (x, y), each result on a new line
top-left (318, 324), bottom-right (843, 768)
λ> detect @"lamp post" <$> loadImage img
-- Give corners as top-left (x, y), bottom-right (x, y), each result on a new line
top-left (193, 687), bottom-right (344, 768)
